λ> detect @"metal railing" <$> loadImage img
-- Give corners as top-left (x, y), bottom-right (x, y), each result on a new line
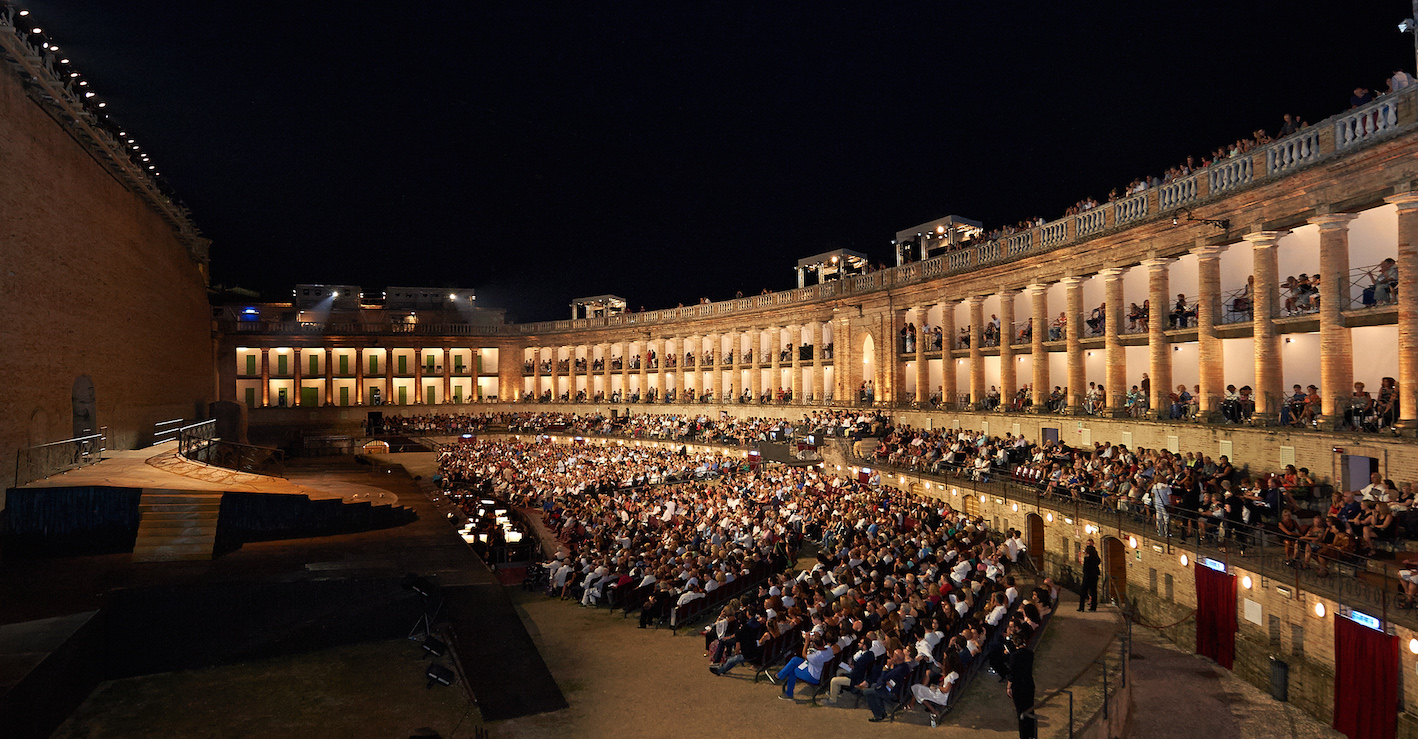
top-left (1030, 598), bottom-right (1130, 738)
top-left (177, 419), bottom-right (286, 477)
top-left (13, 428), bottom-right (107, 486)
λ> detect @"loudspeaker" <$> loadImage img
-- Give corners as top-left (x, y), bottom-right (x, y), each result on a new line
top-left (422, 636), bottom-right (447, 657)
top-left (426, 662), bottom-right (456, 688)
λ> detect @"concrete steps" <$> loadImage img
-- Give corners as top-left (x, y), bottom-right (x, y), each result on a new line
top-left (131, 491), bottom-right (222, 562)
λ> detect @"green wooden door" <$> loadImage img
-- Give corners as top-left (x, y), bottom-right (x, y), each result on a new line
top-left (369, 354), bottom-right (379, 374)
top-left (453, 385), bottom-right (463, 403)
top-left (476, 354), bottom-right (483, 375)
top-left (244, 387), bottom-right (256, 408)
top-left (339, 355), bottom-right (349, 374)
top-left (426, 354), bottom-right (435, 372)
top-left (245, 354), bottom-right (256, 375)
top-left (277, 354), bottom-right (288, 375)
top-left (426, 385), bottom-right (436, 404)
top-left (300, 387), bottom-right (319, 407)
top-left (398, 355), bottom-right (407, 374)
top-left (398, 386), bottom-right (407, 405)
top-left (309, 354), bottom-right (319, 375)
top-left (339, 386), bottom-right (350, 406)
top-left (454, 355), bottom-right (464, 373)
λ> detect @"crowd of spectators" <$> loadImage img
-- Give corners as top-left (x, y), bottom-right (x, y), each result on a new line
top-left (440, 437), bottom-right (1053, 723)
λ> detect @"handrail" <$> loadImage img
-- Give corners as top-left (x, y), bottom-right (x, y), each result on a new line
top-left (13, 429), bottom-right (107, 486)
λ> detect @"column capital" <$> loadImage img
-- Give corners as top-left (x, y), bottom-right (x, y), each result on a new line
top-left (964, 295), bottom-right (985, 306)
top-left (995, 286), bottom-right (1017, 298)
top-left (1058, 275), bottom-right (1084, 287)
top-left (1097, 267), bottom-right (1127, 279)
top-left (1140, 257), bottom-right (1173, 271)
top-left (1309, 212), bottom-right (1359, 231)
top-left (1190, 244), bottom-right (1225, 260)
top-left (1242, 230), bottom-right (1289, 248)
top-left (1384, 191), bottom-right (1418, 211)
top-left (1026, 283), bottom-right (1050, 295)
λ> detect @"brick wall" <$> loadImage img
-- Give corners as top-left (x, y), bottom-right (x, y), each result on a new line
top-left (0, 64), bottom-right (213, 498)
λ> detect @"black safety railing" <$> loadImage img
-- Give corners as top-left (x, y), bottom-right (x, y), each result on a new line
top-left (178, 419), bottom-right (286, 477)
top-left (13, 427), bottom-right (107, 486)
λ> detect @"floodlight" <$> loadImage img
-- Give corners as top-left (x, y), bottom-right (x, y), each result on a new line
top-left (1400, 18), bottom-right (1415, 33)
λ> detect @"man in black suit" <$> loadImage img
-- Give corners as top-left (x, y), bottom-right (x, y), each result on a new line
top-left (1079, 541), bottom-right (1101, 611)
top-left (1006, 633), bottom-right (1037, 738)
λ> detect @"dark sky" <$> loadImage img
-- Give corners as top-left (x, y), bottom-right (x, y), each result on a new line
top-left (24, 0), bottom-right (1417, 321)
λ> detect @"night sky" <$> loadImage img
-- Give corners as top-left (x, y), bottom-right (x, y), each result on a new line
top-left (22, 1), bottom-right (1418, 321)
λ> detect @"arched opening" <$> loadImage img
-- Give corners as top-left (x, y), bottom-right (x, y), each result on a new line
top-left (858, 332), bottom-right (876, 402)
top-left (71, 375), bottom-right (96, 437)
top-left (1025, 512), bottom-right (1045, 571)
top-left (1102, 535), bottom-right (1128, 603)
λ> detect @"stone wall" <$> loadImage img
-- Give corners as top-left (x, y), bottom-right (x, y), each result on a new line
top-left (0, 62), bottom-right (213, 497)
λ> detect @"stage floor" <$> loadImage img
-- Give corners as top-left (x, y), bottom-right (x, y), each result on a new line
top-left (18, 442), bottom-right (397, 504)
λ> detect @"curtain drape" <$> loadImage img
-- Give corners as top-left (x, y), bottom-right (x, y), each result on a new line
top-left (1193, 563), bottom-right (1236, 669)
top-left (1333, 615), bottom-right (1398, 739)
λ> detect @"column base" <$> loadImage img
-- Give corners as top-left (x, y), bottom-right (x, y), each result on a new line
top-left (1396, 419), bottom-right (1418, 438)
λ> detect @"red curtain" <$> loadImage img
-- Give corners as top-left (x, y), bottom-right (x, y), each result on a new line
top-left (1193, 563), bottom-right (1236, 669)
top-left (1333, 615), bottom-right (1398, 739)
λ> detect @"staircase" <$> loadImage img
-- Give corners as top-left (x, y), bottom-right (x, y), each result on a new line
top-left (131, 490), bottom-right (222, 562)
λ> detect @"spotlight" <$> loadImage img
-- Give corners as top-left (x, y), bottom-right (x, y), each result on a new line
top-left (1401, 18), bottom-right (1415, 33)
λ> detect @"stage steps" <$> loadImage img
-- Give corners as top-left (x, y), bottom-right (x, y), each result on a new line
top-left (131, 490), bottom-right (222, 562)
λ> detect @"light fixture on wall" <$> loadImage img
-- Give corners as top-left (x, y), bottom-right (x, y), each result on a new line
top-left (1171, 208), bottom-right (1230, 231)
top-left (1313, 602), bottom-right (1326, 618)
top-left (1179, 553), bottom-right (1189, 567)
top-left (1241, 575), bottom-right (1253, 589)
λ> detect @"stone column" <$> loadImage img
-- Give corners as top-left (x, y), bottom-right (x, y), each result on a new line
top-left (325, 348), bottom-right (335, 405)
top-left (260, 348), bottom-right (271, 407)
top-left (354, 347), bottom-right (364, 405)
top-left (1194, 245), bottom-right (1224, 416)
top-left (1143, 259), bottom-right (1172, 416)
top-left (618, 343), bottom-right (630, 400)
top-left (1389, 192), bottom-right (1418, 433)
top-left (888, 312), bottom-right (906, 404)
top-left (913, 308), bottom-right (928, 403)
top-left (1028, 286), bottom-right (1049, 409)
top-left (967, 296), bottom-right (985, 409)
top-left (1062, 276), bottom-right (1085, 412)
top-left (769, 326), bottom-right (782, 400)
top-left (1313, 213), bottom-right (1358, 427)
top-left (811, 321), bottom-right (825, 402)
top-left (639, 339), bottom-right (650, 401)
top-left (748, 330), bottom-right (762, 403)
top-left (790, 325), bottom-right (804, 403)
top-left (940, 301), bottom-right (957, 408)
top-left (384, 347), bottom-right (394, 404)
top-left (442, 345), bottom-right (452, 404)
top-left (414, 349), bottom-right (424, 404)
top-left (998, 289), bottom-right (1016, 401)
top-left (655, 338), bottom-right (667, 401)
top-left (293, 348), bottom-right (304, 406)
top-left (1246, 231), bottom-right (1287, 417)
top-left (531, 347), bottom-right (542, 401)
top-left (1100, 269), bottom-right (1127, 413)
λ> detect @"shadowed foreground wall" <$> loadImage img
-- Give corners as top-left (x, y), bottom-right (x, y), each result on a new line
top-left (0, 62), bottom-right (213, 499)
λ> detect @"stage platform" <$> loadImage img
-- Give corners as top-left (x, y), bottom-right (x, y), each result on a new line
top-left (20, 441), bottom-right (397, 505)
top-left (0, 454), bottom-right (566, 735)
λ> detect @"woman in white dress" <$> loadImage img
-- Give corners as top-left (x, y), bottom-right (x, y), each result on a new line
top-left (911, 653), bottom-right (963, 727)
